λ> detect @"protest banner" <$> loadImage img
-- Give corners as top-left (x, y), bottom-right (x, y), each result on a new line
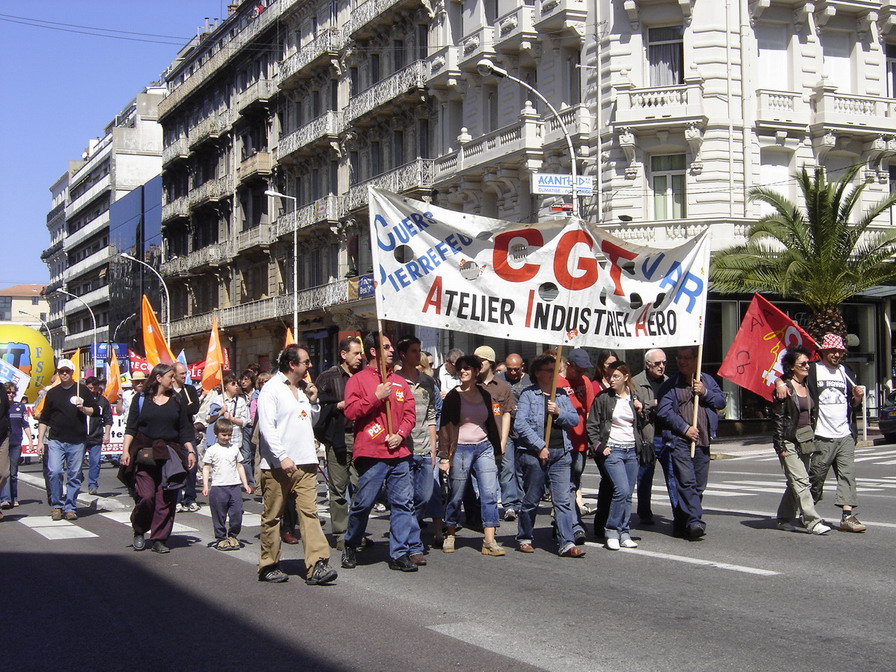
top-left (368, 187), bottom-right (710, 349)
top-left (718, 294), bottom-right (818, 401)
top-left (0, 358), bottom-right (31, 402)
top-left (20, 404), bottom-right (126, 456)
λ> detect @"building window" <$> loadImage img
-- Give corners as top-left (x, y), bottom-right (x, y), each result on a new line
top-left (565, 50), bottom-right (581, 105)
top-left (484, 87), bottom-right (499, 133)
top-left (418, 118), bottom-right (430, 159)
top-left (822, 31), bottom-right (853, 93)
top-left (371, 54), bottom-right (381, 84)
top-left (418, 25), bottom-right (429, 60)
top-left (393, 130), bottom-right (404, 167)
top-left (651, 154), bottom-right (687, 219)
top-left (350, 67), bottom-right (359, 96)
top-left (887, 44), bottom-right (896, 97)
top-left (759, 149), bottom-right (791, 217)
top-left (32, 296), bottom-right (39, 305)
top-left (0, 297), bottom-right (10, 322)
top-left (647, 26), bottom-right (684, 87)
top-left (393, 39), bottom-right (405, 70)
top-left (756, 23), bottom-right (790, 90)
top-left (371, 142), bottom-right (382, 177)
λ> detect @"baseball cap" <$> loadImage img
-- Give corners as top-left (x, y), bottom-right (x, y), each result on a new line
top-left (473, 346), bottom-right (497, 363)
top-left (56, 359), bottom-right (76, 372)
top-left (567, 348), bottom-right (593, 369)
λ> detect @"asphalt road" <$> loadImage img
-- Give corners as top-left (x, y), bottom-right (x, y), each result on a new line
top-left (3, 440), bottom-right (895, 672)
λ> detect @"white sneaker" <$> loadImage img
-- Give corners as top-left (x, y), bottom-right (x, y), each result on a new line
top-left (620, 538), bottom-right (638, 548)
top-left (812, 522), bottom-right (831, 535)
top-left (605, 538), bottom-right (620, 551)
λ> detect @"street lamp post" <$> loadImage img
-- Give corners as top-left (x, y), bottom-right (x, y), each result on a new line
top-left (265, 189), bottom-right (298, 338)
top-left (56, 289), bottom-right (97, 375)
top-left (121, 252), bottom-right (171, 341)
top-left (18, 310), bottom-right (54, 353)
top-left (112, 313), bottom-right (136, 343)
top-left (477, 58), bottom-right (579, 218)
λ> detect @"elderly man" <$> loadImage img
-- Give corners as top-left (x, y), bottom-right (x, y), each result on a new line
top-left (496, 353), bottom-right (531, 520)
top-left (776, 333), bottom-right (866, 532)
top-left (632, 349), bottom-right (676, 525)
top-left (257, 344), bottom-right (337, 585)
top-left (657, 346), bottom-right (726, 540)
top-left (36, 358), bottom-right (97, 521)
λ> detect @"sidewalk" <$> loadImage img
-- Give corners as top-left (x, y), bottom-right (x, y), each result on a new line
top-left (712, 427), bottom-right (883, 459)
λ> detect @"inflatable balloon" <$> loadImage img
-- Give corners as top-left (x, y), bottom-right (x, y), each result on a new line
top-left (0, 325), bottom-right (55, 403)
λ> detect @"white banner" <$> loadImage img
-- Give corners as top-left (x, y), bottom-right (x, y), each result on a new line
top-left (369, 187), bottom-right (710, 349)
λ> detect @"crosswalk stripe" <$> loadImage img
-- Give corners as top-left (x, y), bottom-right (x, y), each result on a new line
top-left (193, 507), bottom-right (262, 527)
top-left (582, 542), bottom-right (781, 576)
top-left (17, 517), bottom-right (98, 540)
top-left (100, 511), bottom-right (197, 533)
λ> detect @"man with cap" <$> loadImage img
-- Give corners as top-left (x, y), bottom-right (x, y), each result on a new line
top-left (36, 358), bottom-right (98, 521)
top-left (775, 333), bottom-right (866, 532)
top-left (557, 348), bottom-right (595, 544)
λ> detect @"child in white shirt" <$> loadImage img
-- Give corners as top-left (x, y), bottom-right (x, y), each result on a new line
top-left (203, 418), bottom-right (252, 550)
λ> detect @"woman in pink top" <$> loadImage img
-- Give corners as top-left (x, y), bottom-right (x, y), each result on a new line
top-left (438, 355), bottom-right (505, 556)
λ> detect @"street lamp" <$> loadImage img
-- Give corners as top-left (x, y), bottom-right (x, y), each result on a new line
top-left (265, 189), bottom-right (298, 338)
top-left (477, 58), bottom-right (579, 218)
top-left (121, 252), bottom-right (170, 341)
top-left (18, 310), bottom-right (54, 353)
top-left (56, 289), bottom-right (97, 375)
top-left (112, 313), bottom-right (136, 343)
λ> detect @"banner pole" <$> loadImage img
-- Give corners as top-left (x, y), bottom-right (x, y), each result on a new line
top-left (690, 344), bottom-right (704, 459)
top-left (544, 344), bottom-right (564, 447)
top-left (377, 320), bottom-right (394, 435)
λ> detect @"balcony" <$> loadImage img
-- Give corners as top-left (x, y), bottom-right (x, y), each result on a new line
top-left (458, 26), bottom-right (496, 70)
top-left (189, 111), bottom-right (232, 149)
top-left (278, 28), bottom-right (343, 88)
top-left (162, 194), bottom-right (190, 222)
top-left (543, 103), bottom-right (591, 147)
top-left (63, 285), bottom-right (110, 314)
top-left (276, 111), bottom-right (340, 162)
top-left (613, 79), bottom-right (706, 130)
top-left (811, 85), bottom-right (896, 135)
top-left (427, 45), bottom-right (462, 92)
top-left (344, 158), bottom-right (434, 213)
top-left (64, 211), bottom-right (110, 251)
top-left (434, 109), bottom-right (544, 182)
top-left (296, 279), bottom-right (349, 312)
top-left (494, 5), bottom-right (537, 54)
top-left (235, 224), bottom-right (274, 253)
top-left (162, 136), bottom-right (190, 165)
top-left (237, 151), bottom-right (274, 182)
top-left (220, 296), bottom-right (282, 326)
top-left (237, 79), bottom-right (276, 114)
top-left (169, 312), bottom-right (213, 339)
top-left (161, 242), bottom-right (228, 277)
top-left (65, 174), bottom-right (112, 220)
top-left (274, 195), bottom-right (340, 237)
top-left (756, 89), bottom-right (811, 131)
top-left (346, 0), bottom-right (426, 39)
top-left (344, 60), bottom-right (429, 124)
top-left (534, 0), bottom-right (588, 36)
top-left (158, 1), bottom-right (282, 118)
top-left (599, 216), bottom-right (754, 253)
top-left (189, 176), bottom-right (231, 209)
top-left (64, 247), bottom-right (113, 281)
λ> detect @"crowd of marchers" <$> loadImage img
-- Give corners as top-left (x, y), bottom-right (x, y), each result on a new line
top-left (0, 331), bottom-right (866, 585)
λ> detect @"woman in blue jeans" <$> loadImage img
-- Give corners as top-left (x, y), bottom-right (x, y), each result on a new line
top-left (1, 382), bottom-right (32, 509)
top-left (438, 355), bottom-right (505, 556)
top-left (586, 361), bottom-right (645, 550)
top-left (514, 353), bottom-right (584, 558)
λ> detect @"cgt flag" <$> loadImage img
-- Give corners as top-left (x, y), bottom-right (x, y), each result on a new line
top-left (718, 294), bottom-right (818, 401)
top-left (141, 295), bottom-right (175, 367)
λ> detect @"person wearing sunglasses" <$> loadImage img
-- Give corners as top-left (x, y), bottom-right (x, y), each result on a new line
top-left (0, 382), bottom-right (15, 517)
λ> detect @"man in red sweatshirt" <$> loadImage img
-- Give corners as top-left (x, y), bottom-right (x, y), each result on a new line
top-left (341, 332), bottom-right (421, 572)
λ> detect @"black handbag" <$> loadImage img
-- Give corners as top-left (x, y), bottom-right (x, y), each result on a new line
top-left (637, 438), bottom-right (656, 467)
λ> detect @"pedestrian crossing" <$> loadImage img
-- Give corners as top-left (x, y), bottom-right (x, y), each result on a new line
top-left (18, 516), bottom-right (98, 540)
top-left (722, 445), bottom-right (896, 467)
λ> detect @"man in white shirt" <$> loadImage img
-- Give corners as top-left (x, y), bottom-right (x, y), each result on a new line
top-left (256, 345), bottom-right (337, 585)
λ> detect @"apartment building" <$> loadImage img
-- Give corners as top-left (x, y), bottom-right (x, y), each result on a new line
top-left (0, 285), bottom-right (50, 333)
top-left (44, 90), bottom-right (164, 359)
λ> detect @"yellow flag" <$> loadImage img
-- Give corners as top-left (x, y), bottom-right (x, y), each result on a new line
top-left (104, 353), bottom-right (122, 404)
top-left (72, 347), bottom-right (81, 381)
top-left (201, 315), bottom-right (224, 392)
top-left (142, 295), bottom-right (174, 366)
top-left (284, 327), bottom-right (296, 347)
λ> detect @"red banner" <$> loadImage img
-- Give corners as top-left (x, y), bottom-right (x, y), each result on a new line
top-left (128, 350), bottom-right (151, 374)
top-left (718, 294), bottom-right (818, 401)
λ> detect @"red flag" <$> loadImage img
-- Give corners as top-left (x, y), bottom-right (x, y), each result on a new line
top-left (718, 294), bottom-right (819, 401)
top-left (128, 350), bottom-right (152, 375)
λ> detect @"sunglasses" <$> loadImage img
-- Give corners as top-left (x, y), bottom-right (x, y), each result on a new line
top-left (795, 361), bottom-right (810, 368)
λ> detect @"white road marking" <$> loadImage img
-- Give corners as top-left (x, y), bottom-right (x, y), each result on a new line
top-left (582, 543), bottom-right (781, 576)
top-left (100, 511), bottom-right (197, 533)
top-left (17, 517), bottom-right (97, 540)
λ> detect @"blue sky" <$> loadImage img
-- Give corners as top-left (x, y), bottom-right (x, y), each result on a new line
top-left (0, 1), bottom-right (224, 290)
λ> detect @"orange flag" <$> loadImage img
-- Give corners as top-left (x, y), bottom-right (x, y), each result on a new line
top-left (284, 327), bottom-right (296, 347)
top-left (201, 315), bottom-right (225, 392)
top-left (104, 354), bottom-right (122, 404)
top-left (142, 295), bottom-right (174, 366)
top-left (72, 347), bottom-right (82, 382)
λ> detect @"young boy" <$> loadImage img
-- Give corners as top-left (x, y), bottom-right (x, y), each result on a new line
top-left (203, 418), bottom-right (252, 550)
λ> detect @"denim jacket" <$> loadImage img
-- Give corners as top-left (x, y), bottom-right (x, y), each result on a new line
top-left (513, 385), bottom-right (578, 453)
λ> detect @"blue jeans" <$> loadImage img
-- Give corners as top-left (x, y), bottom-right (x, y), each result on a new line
top-left (670, 438), bottom-right (710, 531)
top-left (1, 443), bottom-right (22, 504)
top-left (500, 435), bottom-right (522, 511)
top-left (636, 437), bottom-right (679, 519)
top-left (603, 443), bottom-right (638, 539)
top-left (46, 440), bottom-right (86, 512)
top-left (84, 443), bottom-right (102, 490)
top-left (570, 450), bottom-right (586, 538)
top-left (517, 448), bottom-right (577, 553)
top-left (445, 441), bottom-right (500, 528)
top-left (409, 455), bottom-right (442, 555)
top-left (345, 456), bottom-right (421, 560)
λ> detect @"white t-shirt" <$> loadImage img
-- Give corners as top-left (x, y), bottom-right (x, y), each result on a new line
top-left (815, 363), bottom-right (850, 439)
top-left (203, 442), bottom-right (243, 487)
top-left (608, 397), bottom-right (636, 444)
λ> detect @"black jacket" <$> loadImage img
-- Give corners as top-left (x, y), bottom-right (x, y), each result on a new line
top-left (0, 388), bottom-right (8, 442)
top-left (439, 386), bottom-right (502, 459)
top-left (771, 380), bottom-right (818, 453)
top-left (586, 388), bottom-right (645, 455)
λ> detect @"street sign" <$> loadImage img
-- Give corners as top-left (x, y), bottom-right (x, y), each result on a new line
top-left (531, 173), bottom-right (594, 196)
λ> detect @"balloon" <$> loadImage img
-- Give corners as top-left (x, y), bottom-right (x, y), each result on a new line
top-left (0, 325), bottom-right (55, 403)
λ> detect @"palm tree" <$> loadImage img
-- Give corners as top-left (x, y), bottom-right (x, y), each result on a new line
top-left (710, 164), bottom-right (896, 338)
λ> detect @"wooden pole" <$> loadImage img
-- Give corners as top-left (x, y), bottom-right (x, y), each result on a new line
top-left (376, 320), bottom-right (394, 435)
top-left (690, 344), bottom-right (704, 458)
top-left (543, 344), bottom-right (564, 447)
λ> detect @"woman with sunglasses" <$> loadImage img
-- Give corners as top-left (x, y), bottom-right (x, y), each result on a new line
top-left (772, 346), bottom-right (831, 535)
top-left (1, 383), bottom-right (31, 512)
top-left (438, 354), bottom-right (505, 556)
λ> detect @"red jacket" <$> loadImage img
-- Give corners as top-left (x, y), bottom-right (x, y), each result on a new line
top-left (559, 374), bottom-right (595, 452)
top-left (344, 366), bottom-right (416, 460)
